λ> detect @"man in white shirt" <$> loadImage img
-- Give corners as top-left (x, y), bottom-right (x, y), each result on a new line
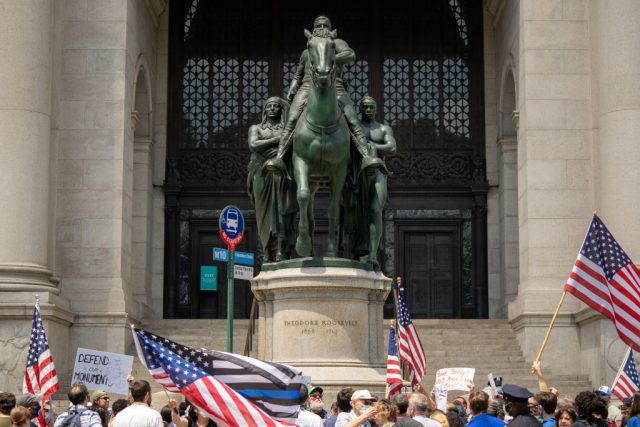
top-left (295, 385), bottom-right (323, 427)
top-left (113, 381), bottom-right (162, 427)
top-left (409, 393), bottom-right (441, 427)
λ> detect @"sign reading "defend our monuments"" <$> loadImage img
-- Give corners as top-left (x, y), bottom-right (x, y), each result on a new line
top-left (72, 348), bottom-right (134, 395)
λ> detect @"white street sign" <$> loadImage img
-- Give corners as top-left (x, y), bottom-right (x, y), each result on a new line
top-left (234, 265), bottom-right (254, 280)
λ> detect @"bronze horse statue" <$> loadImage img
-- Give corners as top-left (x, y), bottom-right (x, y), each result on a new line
top-left (289, 30), bottom-right (351, 257)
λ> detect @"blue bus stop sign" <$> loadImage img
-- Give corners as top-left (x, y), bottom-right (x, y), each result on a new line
top-left (219, 205), bottom-right (245, 249)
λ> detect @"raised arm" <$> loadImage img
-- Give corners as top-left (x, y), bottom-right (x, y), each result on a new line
top-left (532, 360), bottom-right (550, 392)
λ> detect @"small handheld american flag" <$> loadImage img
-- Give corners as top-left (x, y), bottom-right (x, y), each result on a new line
top-left (611, 348), bottom-right (640, 401)
top-left (23, 301), bottom-right (59, 427)
top-left (386, 323), bottom-right (403, 398)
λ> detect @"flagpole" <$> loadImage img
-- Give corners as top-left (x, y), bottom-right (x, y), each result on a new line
top-left (532, 291), bottom-right (567, 371)
top-left (610, 347), bottom-right (631, 390)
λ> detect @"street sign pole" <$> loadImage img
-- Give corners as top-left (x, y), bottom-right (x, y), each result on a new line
top-left (227, 245), bottom-right (235, 353)
top-left (219, 205), bottom-right (244, 354)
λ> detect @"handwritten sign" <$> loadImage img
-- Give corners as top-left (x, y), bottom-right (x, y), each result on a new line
top-left (434, 367), bottom-right (475, 392)
top-left (72, 348), bottom-right (134, 395)
top-left (435, 387), bottom-right (449, 412)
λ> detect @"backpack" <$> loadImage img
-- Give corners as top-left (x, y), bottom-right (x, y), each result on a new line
top-left (57, 407), bottom-right (83, 427)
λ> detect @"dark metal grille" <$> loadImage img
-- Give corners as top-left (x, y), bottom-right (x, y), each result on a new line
top-left (170, 0), bottom-right (482, 161)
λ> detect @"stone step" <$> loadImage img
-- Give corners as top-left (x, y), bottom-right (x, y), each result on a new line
top-left (426, 349), bottom-right (525, 357)
top-left (136, 318), bottom-right (594, 400)
top-left (410, 319), bottom-right (514, 329)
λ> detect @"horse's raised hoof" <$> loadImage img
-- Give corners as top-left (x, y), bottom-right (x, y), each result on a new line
top-left (295, 234), bottom-right (312, 257)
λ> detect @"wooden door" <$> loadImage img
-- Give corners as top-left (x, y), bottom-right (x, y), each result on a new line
top-left (396, 221), bottom-right (462, 318)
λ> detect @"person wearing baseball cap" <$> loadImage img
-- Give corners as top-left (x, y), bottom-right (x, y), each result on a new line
top-left (90, 391), bottom-right (111, 413)
top-left (501, 384), bottom-right (538, 427)
top-left (335, 390), bottom-right (378, 427)
top-left (596, 386), bottom-right (621, 424)
top-left (15, 394), bottom-right (39, 427)
top-left (308, 386), bottom-right (328, 419)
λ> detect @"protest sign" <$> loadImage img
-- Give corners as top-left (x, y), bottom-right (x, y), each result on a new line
top-left (72, 348), bottom-right (134, 395)
top-left (488, 373), bottom-right (497, 398)
top-left (435, 387), bottom-right (449, 412)
top-left (434, 367), bottom-right (475, 392)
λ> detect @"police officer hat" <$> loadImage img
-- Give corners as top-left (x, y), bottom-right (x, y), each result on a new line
top-left (502, 384), bottom-right (533, 402)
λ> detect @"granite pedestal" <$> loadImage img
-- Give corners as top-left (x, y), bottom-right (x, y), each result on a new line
top-left (251, 259), bottom-right (392, 393)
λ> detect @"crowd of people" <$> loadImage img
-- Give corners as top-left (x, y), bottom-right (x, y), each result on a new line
top-left (295, 379), bottom-right (639, 427)
top-left (0, 365), bottom-right (638, 427)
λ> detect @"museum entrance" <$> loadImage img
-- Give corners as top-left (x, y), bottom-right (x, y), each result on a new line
top-left (164, 0), bottom-right (488, 319)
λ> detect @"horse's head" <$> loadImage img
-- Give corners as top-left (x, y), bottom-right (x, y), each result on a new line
top-left (305, 29), bottom-right (337, 88)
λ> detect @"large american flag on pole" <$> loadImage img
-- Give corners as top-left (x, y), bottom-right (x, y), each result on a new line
top-left (396, 280), bottom-right (427, 387)
top-left (132, 327), bottom-right (301, 426)
top-left (23, 303), bottom-right (59, 427)
top-left (611, 348), bottom-right (640, 400)
top-left (386, 324), bottom-right (403, 398)
top-left (564, 214), bottom-right (640, 352)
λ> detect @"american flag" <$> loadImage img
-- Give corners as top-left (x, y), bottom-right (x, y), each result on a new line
top-left (23, 303), bottom-right (59, 427)
top-left (132, 327), bottom-right (301, 426)
top-left (386, 324), bottom-right (403, 398)
top-left (564, 214), bottom-right (640, 352)
top-left (611, 348), bottom-right (640, 400)
top-left (396, 280), bottom-right (427, 387)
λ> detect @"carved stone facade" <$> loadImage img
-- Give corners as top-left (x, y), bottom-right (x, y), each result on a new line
top-left (0, 0), bottom-right (638, 392)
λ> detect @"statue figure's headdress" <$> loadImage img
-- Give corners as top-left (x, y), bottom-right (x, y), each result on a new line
top-left (260, 96), bottom-right (289, 129)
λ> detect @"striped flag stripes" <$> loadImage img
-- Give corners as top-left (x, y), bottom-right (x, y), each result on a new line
top-left (23, 303), bottom-right (59, 427)
top-left (611, 348), bottom-right (640, 401)
top-left (564, 214), bottom-right (640, 352)
top-left (132, 327), bottom-right (301, 426)
top-left (396, 280), bottom-right (427, 387)
top-left (386, 324), bottom-right (403, 398)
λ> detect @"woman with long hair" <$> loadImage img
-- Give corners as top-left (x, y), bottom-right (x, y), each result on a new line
top-left (627, 393), bottom-right (640, 427)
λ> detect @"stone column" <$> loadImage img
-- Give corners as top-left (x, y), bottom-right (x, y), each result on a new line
top-left (0, 1), bottom-right (73, 392)
top-left (595, 0), bottom-right (640, 255)
top-left (0, 1), bottom-right (56, 290)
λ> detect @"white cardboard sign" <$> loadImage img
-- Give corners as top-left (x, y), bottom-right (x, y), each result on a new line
top-left (434, 367), bottom-right (475, 392)
top-left (72, 348), bottom-right (134, 395)
top-left (435, 386), bottom-right (449, 413)
top-left (234, 265), bottom-right (254, 280)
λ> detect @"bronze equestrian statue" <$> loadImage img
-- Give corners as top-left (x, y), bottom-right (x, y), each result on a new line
top-left (260, 16), bottom-right (390, 260)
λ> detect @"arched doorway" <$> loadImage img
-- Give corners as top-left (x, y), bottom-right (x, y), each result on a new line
top-left (164, 0), bottom-right (488, 319)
